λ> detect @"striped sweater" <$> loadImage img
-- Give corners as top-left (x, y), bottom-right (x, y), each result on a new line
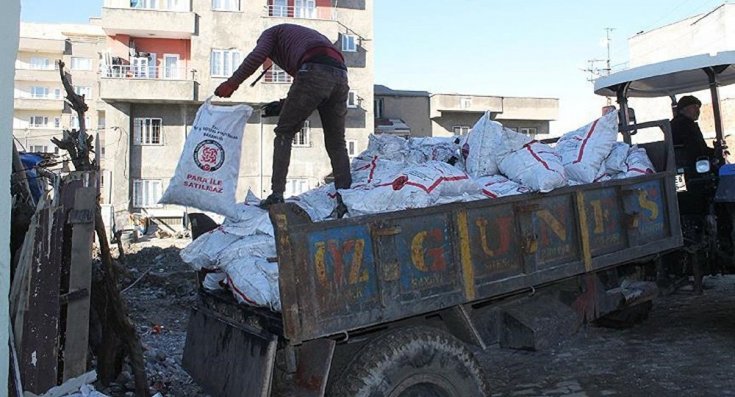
top-left (228, 23), bottom-right (344, 85)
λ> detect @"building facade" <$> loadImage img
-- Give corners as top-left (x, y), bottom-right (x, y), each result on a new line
top-left (624, 3), bottom-right (735, 141)
top-left (374, 84), bottom-right (559, 138)
top-left (14, 23), bottom-right (105, 156)
top-left (98, 0), bottom-right (373, 226)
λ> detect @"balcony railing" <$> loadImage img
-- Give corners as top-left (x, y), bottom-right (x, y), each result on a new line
top-left (102, 65), bottom-right (192, 80)
top-left (263, 69), bottom-right (293, 84)
top-left (265, 5), bottom-right (336, 20)
top-left (104, 0), bottom-right (189, 12)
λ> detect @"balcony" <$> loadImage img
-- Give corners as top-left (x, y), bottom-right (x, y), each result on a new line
top-left (101, 0), bottom-right (195, 39)
top-left (100, 65), bottom-right (196, 102)
top-left (264, 5), bottom-right (340, 37)
top-left (18, 37), bottom-right (65, 54)
top-left (14, 97), bottom-right (65, 111)
top-left (263, 68), bottom-right (293, 84)
top-left (15, 68), bottom-right (60, 82)
top-left (265, 5), bottom-right (336, 20)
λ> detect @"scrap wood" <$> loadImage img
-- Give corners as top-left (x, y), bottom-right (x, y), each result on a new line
top-left (49, 60), bottom-right (149, 396)
top-left (93, 208), bottom-right (150, 397)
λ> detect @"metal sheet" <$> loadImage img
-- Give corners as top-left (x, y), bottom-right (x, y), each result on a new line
top-left (594, 51), bottom-right (735, 97)
top-left (182, 306), bottom-right (277, 397)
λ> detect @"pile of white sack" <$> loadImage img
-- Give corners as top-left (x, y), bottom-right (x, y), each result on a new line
top-left (180, 110), bottom-right (656, 312)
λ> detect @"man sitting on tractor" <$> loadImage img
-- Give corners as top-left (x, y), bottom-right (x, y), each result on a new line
top-left (671, 95), bottom-right (714, 166)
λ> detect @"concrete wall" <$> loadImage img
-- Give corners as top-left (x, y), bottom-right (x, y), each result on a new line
top-left (431, 112), bottom-right (483, 137)
top-left (2, 0), bottom-right (20, 390)
top-left (629, 5), bottom-right (735, 67)
top-left (377, 95), bottom-right (431, 136)
top-left (624, 4), bottom-right (735, 141)
top-left (105, 102), bottom-right (132, 219)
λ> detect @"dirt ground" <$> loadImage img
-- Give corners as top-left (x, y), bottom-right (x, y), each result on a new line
top-left (101, 237), bottom-right (735, 397)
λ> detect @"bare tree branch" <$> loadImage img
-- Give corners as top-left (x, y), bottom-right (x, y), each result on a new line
top-left (54, 59), bottom-right (92, 171)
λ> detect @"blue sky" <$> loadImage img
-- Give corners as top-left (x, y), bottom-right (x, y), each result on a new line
top-left (20, 0), bottom-right (729, 132)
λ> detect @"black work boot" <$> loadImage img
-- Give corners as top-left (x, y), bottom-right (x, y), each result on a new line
top-left (259, 193), bottom-right (284, 209)
top-left (329, 193), bottom-right (348, 219)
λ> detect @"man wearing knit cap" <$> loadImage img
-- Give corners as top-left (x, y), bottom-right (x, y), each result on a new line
top-left (671, 95), bottom-right (713, 166)
top-left (214, 24), bottom-right (351, 218)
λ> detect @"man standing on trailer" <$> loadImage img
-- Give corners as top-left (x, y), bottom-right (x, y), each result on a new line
top-left (214, 23), bottom-right (351, 218)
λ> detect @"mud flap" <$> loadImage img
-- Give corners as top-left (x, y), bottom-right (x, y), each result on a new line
top-left (182, 306), bottom-right (277, 397)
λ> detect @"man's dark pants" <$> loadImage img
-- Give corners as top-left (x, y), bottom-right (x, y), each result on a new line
top-left (271, 63), bottom-right (352, 196)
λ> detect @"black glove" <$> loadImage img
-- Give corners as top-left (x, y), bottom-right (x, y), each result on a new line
top-left (263, 99), bottom-right (285, 117)
top-left (259, 193), bottom-right (284, 209)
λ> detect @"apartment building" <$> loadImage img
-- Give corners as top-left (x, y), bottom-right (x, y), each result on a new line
top-left (623, 3), bottom-right (735, 140)
top-left (98, 0), bottom-right (373, 226)
top-left (14, 23), bottom-right (105, 156)
top-left (375, 84), bottom-right (559, 139)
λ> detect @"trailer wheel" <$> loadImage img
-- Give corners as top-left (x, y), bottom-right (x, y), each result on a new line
top-left (329, 326), bottom-right (488, 397)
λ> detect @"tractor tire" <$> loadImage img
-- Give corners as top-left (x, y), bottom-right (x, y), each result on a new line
top-left (328, 326), bottom-right (488, 397)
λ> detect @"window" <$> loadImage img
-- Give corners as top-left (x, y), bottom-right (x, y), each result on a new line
top-left (347, 90), bottom-right (358, 108)
top-left (31, 86), bottom-right (49, 98)
top-left (374, 98), bottom-right (384, 118)
top-left (133, 179), bottom-right (163, 208)
top-left (54, 117), bottom-right (61, 128)
top-left (29, 145), bottom-right (49, 153)
top-left (165, 0), bottom-right (187, 10)
top-left (30, 116), bottom-right (48, 128)
top-left (452, 126), bottom-right (470, 135)
top-left (54, 88), bottom-right (62, 99)
top-left (347, 139), bottom-right (358, 158)
top-left (460, 97), bottom-right (472, 109)
top-left (71, 57), bottom-right (92, 71)
top-left (131, 0), bottom-right (157, 9)
top-left (131, 56), bottom-right (151, 78)
top-left (293, 121), bottom-right (310, 147)
top-left (342, 34), bottom-right (357, 52)
top-left (212, 0), bottom-right (239, 11)
top-left (294, 0), bottom-right (315, 18)
top-left (163, 54), bottom-right (180, 79)
top-left (265, 64), bottom-right (292, 83)
top-left (210, 49), bottom-right (241, 77)
top-left (74, 86), bottom-right (92, 99)
top-left (133, 118), bottom-right (163, 145)
top-left (520, 127), bottom-right (538, 137)
top-left (270, 0), bottom-right (287, 16)
top-left (284, 178), bottom-right (310, 198)
top-left (30, 57), bottom-right (53, 70)
top-left (71, 115), bottom-right (92, 130)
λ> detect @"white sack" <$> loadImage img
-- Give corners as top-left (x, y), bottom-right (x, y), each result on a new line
top-left (460, 112), bottom-right (503, 177)
top-left (222, 189), bottom-right (274, 236)
top-left (364, 134), bottom-right (408, 161)
top-left (475, 175), bottom-right (532, 198)
top-left (224, 257), bottom-right (281, 311)
top-left (556, 111), bottom-right (619, 183)
top-left (217, 234), bottom-right (278, 265)
top-left (203, 272), bottom-right (227, 291)
top-left (159, 99), bottom-right (253, 218)
top-left (623, 145), bottom-right (656, 177)
top-left (179, 226), bottom-right (240, 270)
top-left (498, 141), bottom-right (567, 192)
top-left (289, 183), bottom-right (340, 221)
top-left (341, 161), bottom-right (479, 216)
top-left (406, 136), bottom-right (459, 164)
top-left (351, 155), bottom-right (406, 186)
